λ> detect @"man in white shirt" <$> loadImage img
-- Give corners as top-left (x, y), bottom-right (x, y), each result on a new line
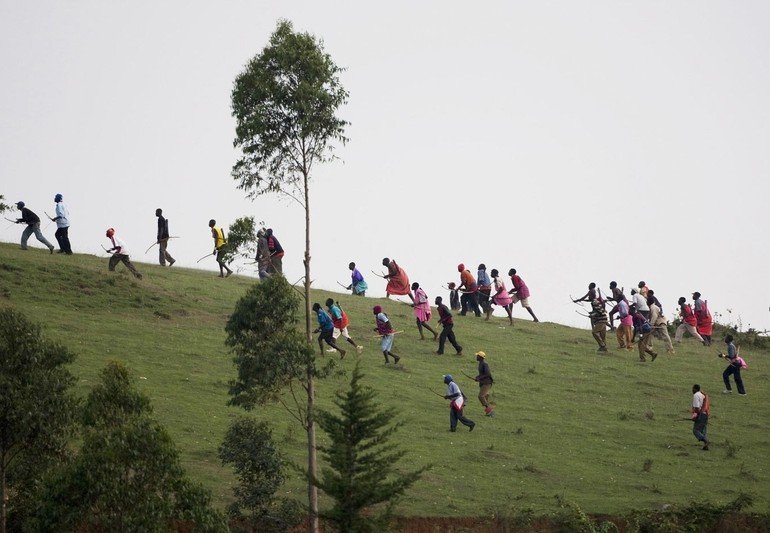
top-left (443, 375), bottom-right (475, 432)
top-left (106, 228), bottom-right (142, 279)
top-left (691, 384), bottom-right (709, 451)
top-left (51, 193), bottom-right (72, 254)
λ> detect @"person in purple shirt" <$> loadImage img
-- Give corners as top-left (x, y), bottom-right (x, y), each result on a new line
top-left (346, 262), bottom-right (367, 296)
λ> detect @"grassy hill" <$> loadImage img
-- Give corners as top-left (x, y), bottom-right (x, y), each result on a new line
top-left (0, 242), bottom-right (768, 519)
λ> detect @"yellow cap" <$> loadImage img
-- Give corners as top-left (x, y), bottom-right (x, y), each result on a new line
top-left (475, 351), bottom-right (486, 358)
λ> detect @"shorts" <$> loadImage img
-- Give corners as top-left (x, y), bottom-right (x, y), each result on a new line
top-left (380, 334), bottom-right (394, 352)
top-left (319, 328), bottom-right (335, 345)
top-left (511, 295), bottom-right (530, 307)
top-left (333, 327), bottom-right (351, 340)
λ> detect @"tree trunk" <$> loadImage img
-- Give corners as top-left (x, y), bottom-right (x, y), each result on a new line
top-left (1, 458), bottom-right (7, 533)
top-left (303, 172), bottom-right (319, 533)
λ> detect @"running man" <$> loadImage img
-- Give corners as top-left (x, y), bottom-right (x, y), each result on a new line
top-left (675, 297), bottom-right (704, 344)
top-left (105, 228), bottom-right (142, 279)
top-left (507, 268), bottom-right (539, 322)
top-left (443, 374), bottom-right (475, 432)
top-left (490, 269), bottom-right (514, 325)
top-left (373, 305), bottom-right (401, 365)
top-left (347, 262), bottom-right (368, 296)
top-left (382, 258), bottom-right (410, 298)
top-left (14, 201), bottom-right (54, 253)
top-left (326, 298), bottom-right (363, 354)
top-left (434, 296), bottom-right (462, 355)
top-left (589, 298), bottom-right (609, 352)
top-left (410, 282), bottom-right (438, 340)
top-left (477, 264), bottom-right (493, 319)
top-left (692, 292), bottom-right (713, 346)
top-left (573, 282), bottom-right (597, 304)
top-left (474, 351), bottom-right (495, 416)
top-left (313, 302), bottom-right (346, 359)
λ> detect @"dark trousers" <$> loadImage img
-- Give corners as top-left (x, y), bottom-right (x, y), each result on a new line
top-left (55, 226), bottom-right (72, 254)
top-left (460, 292), bottom-right (481, 316)
top-left (438, 323), bottom-right (462, 354)
top-left (692, 413), bottom-right (708, 443)
top-left (723, 365), bottom-right (746, 394)
top-left (449, 406), bottom-right (475, 431)
top-left (108, 254), bottom-right (142, 279)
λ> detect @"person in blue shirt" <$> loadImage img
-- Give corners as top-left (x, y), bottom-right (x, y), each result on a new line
top-left (313, 302), bottom-right (346, 359)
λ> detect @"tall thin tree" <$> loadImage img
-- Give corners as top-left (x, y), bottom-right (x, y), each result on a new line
top-left (230, 19), bottom-right (348, 532)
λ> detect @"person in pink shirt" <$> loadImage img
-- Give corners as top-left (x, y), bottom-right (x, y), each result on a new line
top-left (490, 269), bottom-right (514, 325)
top-left (507, 268), bottom-right (539, 322)
top-left (410, 282), bottom-right (438, 341)
top-left (615, 299), bottom-right (634, 350)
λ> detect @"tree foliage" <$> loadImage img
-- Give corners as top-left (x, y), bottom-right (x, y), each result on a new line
top-left (32, 361), bottom-right (226, 532)
top-left (231, 19), bottom-right (349, 203)
top-left (219, 417), bottom-right (301, 531)
top-left (0, 308), bottom-right (77, 533)
top-left (220, 216), bottom-right (259, 264)
top-left (312, 362), bottom-right (427, 532)
top-left (225, 275), bottom-right (317, 410)
top-left (0, 195), bottom-right (10, 213)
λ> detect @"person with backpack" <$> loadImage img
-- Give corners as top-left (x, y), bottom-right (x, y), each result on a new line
top-left (209, 219), bottom-right (233, 278)
top-left (265, 228), bottom-right (284, 275)
top-left (313, 302), bottom-right (346, 359)
top-left (674, 297), bottom-right (704, 344)
top-left (693, 292), bottom-right (713, 346)
top-left (373, 305), bottom-right (401, 365)
top-left (434, 296), bottom-right (462, 355)
top-left (325, 298), bottom-right (363, 354)
top-left (155, 208), bottom-right (175, 267)
top-left (691, 384), bottom-right (710, 451)
top-left (720, 334), bottom-right (747, 395)
top-left (14, 201), bottom-right (55, 253)
top-left (410, 282), bottom-right (438, 341)
top-left (443, 374), bottom-right (475, 432)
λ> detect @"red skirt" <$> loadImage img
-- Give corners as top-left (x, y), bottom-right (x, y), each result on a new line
top-left (386, 267), bottom-right (411, 296)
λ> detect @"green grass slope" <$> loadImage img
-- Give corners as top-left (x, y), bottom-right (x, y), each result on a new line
top-left (0, 242), bottom-right (768, 518)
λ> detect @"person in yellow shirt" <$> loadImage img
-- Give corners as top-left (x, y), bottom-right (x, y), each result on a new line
top-left (209, 219), bottom-right (233, 278)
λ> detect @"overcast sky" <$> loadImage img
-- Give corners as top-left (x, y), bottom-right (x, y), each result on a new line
top-left (1, 1), bottom-right (768, 332)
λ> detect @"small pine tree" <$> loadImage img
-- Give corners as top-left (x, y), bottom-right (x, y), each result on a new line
top-left (312, 362), bottom-right (427, 532)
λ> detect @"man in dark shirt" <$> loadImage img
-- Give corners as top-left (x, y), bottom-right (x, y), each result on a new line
top-left (15, 201), bottom-right (54, 253)
top-left (155, 208), bottom-right (175, 266)
top-left (474, 351), bottom-right (495, 416)
top-left (434, 296), bottom-right (462, 355)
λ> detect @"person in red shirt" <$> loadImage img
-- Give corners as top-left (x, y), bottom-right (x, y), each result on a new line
top-left (674, 297), bottom-right (705, 344)
top-left (457, 263), bottom-right (481, 317)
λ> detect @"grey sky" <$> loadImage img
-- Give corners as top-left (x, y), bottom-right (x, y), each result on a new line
top-left (1, 1), bottom-right (768, 331)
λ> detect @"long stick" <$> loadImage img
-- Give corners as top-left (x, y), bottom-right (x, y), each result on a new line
top-left (428, 387), bottom-right (445, 398)
top-left (370, 269), bottom-right (386, 279)
top-left (145, 242), bottom-right (159, 254)
top-left (196, 252), bottom-right (215, 263)
top-left (371, 330), bottom-right (404, 338)
top-left (575, 309), bottom-right (590, 318)
top-left (461, 370), bottom-right (476, 381)
top-left (4, 216), bottom-right (17, 224)
top-left (336, 281), bottom-right (350, 290)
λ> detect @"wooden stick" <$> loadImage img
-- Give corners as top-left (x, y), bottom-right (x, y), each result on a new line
top-left (336, 281), bottom-right (350, 290)
top-left (461, 370), bottom-right (476, 381)
top-left (145, 242), bottom-right (159, 254)
top-left (371, 330), bottom-right (404, 338)
top-left (370, 269), bottom-right (386, 278)
top-left (196, 252), bottom-right (215, 263)
top-left (428, 387), bottom-right (445, 398)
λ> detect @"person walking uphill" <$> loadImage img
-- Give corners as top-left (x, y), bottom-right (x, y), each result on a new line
top-left (490, 269), bottom-right (514, 325)
top-left (457, 264), bottom-right (481, 317)
top-left (51, 194), bottom-right (72, 254)
top-left (443, 375), bottom-right (475, 432)
top-left (313, 303), bottom-right (346, 359)
top-left (326, 298), bottom-right (363, 354)
top-left (477, 264), bottom-right (493, 319)
top-left (693, 292), bottom-right (713, 346)
top-left (155, 208), bottom-right (175, 267)
top-left (105, 228), bottom-right (142, 279)
top-left (474, 351), bottom-right (495, 416)
top-left (434, 296), bottom-right (462, 355)
top-left (674, 297), bottom-right (704, 344)
top-left (589, 298), bottom-right (609, 352)
top-left (209, 219), bottom-right (233, 278)
top-left (720, 334), bottom-right (747, 395)
top-left (373, 305), bottom-right (401, 365)
top-left (265, 228), bottom-right (284, 275)
top-left (508, 268), bottom-right (539, 322)
top-left (410, 282), bottom-right (438, 340)
top-left (347, 262), bottom-right (367, 296)
top-left (14, 201), bottom-right (54, 253)
top-left (691, 384), bottom-right (710, 450)
top-left (382, 258), bottom-right (410, 298)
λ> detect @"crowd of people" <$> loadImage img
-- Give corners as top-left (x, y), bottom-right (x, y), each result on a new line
top-left (6, 199), bottom-right (750, 440)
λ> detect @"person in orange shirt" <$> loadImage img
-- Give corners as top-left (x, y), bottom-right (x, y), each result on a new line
top-left (457, 263), bottom-right (481, 317)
